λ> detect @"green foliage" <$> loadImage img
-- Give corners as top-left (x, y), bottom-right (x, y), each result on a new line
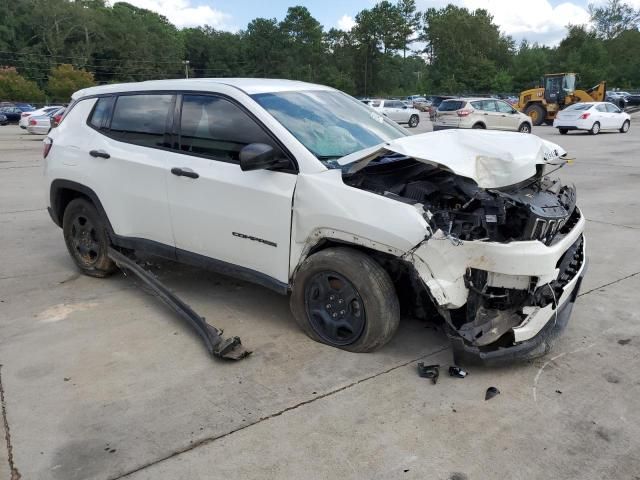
top-left (47, 64), bottom-right (95, 101)
top-left (0, 0), bottom-right (639, 101)
top-left (589, 0), bottom-right (640, 40)
top-left (0, 67), bottom-right (45, 102)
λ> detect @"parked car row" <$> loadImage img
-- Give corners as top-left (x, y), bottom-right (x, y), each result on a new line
top-left (0, 104), bottom-right (66, 134)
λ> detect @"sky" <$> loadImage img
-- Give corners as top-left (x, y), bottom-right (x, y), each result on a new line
top-left (122, 0), bottom-right (640, 46)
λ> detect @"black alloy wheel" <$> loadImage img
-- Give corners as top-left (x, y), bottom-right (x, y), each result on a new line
top-left (304, 271), bottom-right (366, 346)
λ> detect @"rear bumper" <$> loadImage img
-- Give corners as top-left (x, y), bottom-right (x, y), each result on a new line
top-left (448, 265), bottom-right (585, 366)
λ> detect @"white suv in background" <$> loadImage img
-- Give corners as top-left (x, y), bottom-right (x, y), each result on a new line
top-left (434, 98), bottom-right (532, 133)
top-left (368, 99), bottom-right (420, 127)
top-left (44, 79), bottom-right (586, 363)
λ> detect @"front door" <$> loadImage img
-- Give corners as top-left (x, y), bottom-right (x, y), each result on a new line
top-left (165, 94), bottom-right (297, 285)
top-left (495, 100), bottom-right (520, 130)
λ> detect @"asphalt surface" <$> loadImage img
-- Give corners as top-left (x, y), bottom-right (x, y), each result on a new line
top-left (1, 115), bottom-right (639, 480)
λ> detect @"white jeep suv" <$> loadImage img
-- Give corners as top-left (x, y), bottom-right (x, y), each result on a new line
top-left (44, 79), bottom-right (586, 363)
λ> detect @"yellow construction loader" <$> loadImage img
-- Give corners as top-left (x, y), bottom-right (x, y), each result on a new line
top-left (517, 73), bottom-right (606, 126)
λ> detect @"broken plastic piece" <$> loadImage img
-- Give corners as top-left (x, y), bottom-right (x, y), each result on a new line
top-left (417, 363), bottom-right (440, 384)
top-left (449, 366), bottom-right (468, 378)
top-left (485, 386), bottom-right (500, 400)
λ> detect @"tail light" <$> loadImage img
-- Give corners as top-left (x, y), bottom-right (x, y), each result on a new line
top-left (52, 114), bottom-right (63, 127)
top-left (457, 109), bottom-right (472, 117)
top-left (43, 137), bottom-right (53, 158)
top-left (580, 112), bottom-right (590, 119)
top-left (29, 119), bottom-right (37, 126)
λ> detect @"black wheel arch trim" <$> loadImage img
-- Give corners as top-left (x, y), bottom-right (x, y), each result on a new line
top-left (49, 179), bottom-right (288, 294)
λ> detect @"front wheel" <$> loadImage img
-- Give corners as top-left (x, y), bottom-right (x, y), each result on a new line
top-left (408, 114), bottom-right (419, 128)
top-left (589, 121), bottom-right (600, 135)
top-left (620, 120), bottom-right (630, 133)
top-left (290, 248), bottom-right (400, 353)
top-left (63, 198), bottom-right (116, 277)
top-left (518, 122), bottom-right (532, 133)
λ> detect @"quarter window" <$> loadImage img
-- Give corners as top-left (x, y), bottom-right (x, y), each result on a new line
top-left (110, 94), bottom-right (173, 148)
top-left (178, 95), bottom-right (284, 163)
top-left (88, 96), bottom-right (114, 130)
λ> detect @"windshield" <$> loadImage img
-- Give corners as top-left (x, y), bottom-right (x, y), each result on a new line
top-left (252, 90), bottom-right (407, 161)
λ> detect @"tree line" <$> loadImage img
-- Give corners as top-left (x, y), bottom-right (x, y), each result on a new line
top-left (1, 0), bottom-right (639, 103)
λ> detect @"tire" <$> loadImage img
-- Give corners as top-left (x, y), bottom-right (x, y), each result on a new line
top-left (559, 128), bottom-right (568, 135)
top-left (589, 121), bottom-right (600, 135)
top-left (518, 122), bottom-right (532, 133)
top-left (544, 119), bottom-right (554, 126)
top-left (472, 123), bottom-right (485, 129)
top-left (62, 198), bottom-right (116, 278)
top-left (620, 120), bottom-right (630, 133)
top-left (290, 247), bottom-right (400, 353)
top-left (408, 114), bottom-right (419, 128)
top-left (524, 104), bottom-right (546, 126)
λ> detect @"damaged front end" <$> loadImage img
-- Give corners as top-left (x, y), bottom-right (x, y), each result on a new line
top-left (342, 132), bottom-right (586, 364)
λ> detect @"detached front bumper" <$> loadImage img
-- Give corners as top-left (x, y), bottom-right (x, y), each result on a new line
top-left (448, 260), bottom-right (585, 365)
top-left (407, 208), bottom-right (586, 363)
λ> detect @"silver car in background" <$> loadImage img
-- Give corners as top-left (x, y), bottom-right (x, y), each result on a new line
top-left (19, 105), bottom-right (63, 129)
top-left (434, 98), bottom-right (532, 133)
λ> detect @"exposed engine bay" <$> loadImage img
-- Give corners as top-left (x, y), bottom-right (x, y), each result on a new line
top-left (343, 154), bottom-right (585, 358)
top-left (343, 154), bottom-right (577, 245)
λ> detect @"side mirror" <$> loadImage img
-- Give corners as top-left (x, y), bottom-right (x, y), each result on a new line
top-left (239, 143), bottom-right (286, 172)
top-left (402, 105), bottom-right (408, 109)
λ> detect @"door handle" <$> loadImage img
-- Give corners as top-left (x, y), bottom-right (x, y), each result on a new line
top-left (171, 167), bottom-right (199, 179)
top-left (89, 149), bottom-right (110, 159)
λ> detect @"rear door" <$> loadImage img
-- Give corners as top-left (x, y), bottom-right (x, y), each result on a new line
top-left (476, 100), bottom-right (501, 129)
top-left (165, 93), bottom-right (297, 285)
top-left (69, 93), bottom-right (176, 247)
top-left (594, 104), bottom-right (610, 128)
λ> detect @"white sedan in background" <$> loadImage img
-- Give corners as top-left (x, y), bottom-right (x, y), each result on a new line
top-left (368, 99), bottom-right (421, 128)
top-left (26, 113), bottom-right (54, 135)
top-left (18, 105), bottom-right (63, 129)
top-left (554, 102), bottom-right (631, 135)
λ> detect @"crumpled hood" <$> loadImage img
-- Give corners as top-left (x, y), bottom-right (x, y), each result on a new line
top-left (338, 129), bottom-right (567, 189)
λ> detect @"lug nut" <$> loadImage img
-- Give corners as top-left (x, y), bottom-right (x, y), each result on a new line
top-left (332, 313), bottom-right (337, 318)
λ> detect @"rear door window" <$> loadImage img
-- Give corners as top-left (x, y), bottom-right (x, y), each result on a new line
top-left (109, 94), bottom-right (174, 148)
top-left (595, 104), bottom-right (607, 113)
top-left (178, 94), bottom-right (285, 163)
top-left (605, 103), bottom-right (620, 113)
top-left (480, 100), bottom-right (498, 112)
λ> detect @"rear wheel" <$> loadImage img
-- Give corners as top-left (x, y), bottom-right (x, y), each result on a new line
top-left (559, 128), bottom-right (568, 135)
top-left (408, 114), bottom-right (419, 128)
top-left (518, 122), bottom-right (531, 133)
top-left (472, 123), bottom-right (485, 129)
top-left (589, 121), bottom-right (600, 135)
top-left (63, 198), bottom-right (116, 277)
top-left (290, 248), bottom-right (400, 353)
top-left (620, 120), bottom-right (630, 133)
top-left (524, 104), bottom-right (546, 126)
